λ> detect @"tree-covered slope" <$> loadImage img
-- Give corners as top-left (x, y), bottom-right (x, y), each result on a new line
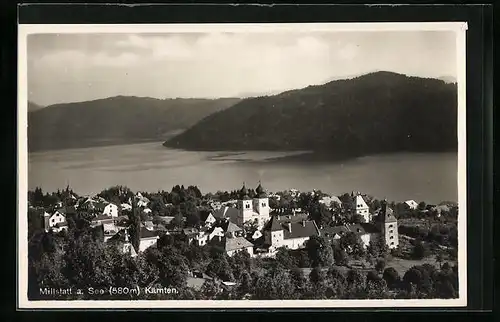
top-left (28, 96), bottom-right (240, 152)
top-left (164, 72), bottom-right (457, 158)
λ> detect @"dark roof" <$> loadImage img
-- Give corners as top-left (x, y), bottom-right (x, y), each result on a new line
top-left (274, 213), bottom-right (309, 223)
top-left (224, 236), bottom-right (253, 252)
top-left (223, 221), bottom-right (242, 233)
top-left (239, 183), bottom-right (249, 199)
top-left (213, 206), bottom-right (239, 220)
top-left (346, 224), bottom-right (367, 235)
top-left (359, 223), bottom-right (381, 234)
top-left (282, 221), bottom-right (320, 240)
top-left (54, 221), bottom-right (68, 228)
top-left (93, 215), bottom-right (114, 222)
top-left (320, 226), bottom-right (349, 237)
top-left (255, 182), bottom-right (267, 198)
top-left (200, 210), bottom-right (214, 222)
top-left (140, 226), bottom-right (159, 239)
top-left (263, 216), bottom-right (283, 232)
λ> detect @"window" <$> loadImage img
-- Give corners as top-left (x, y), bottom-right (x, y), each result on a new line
top-left (245, 204), bottom-right (250, 209)
top-left (390, 242), bottom-right (394, 246)
top-left (262, 203), bottom-right (266, 207)
top-left (390, 236), bottom-right (394, 239)
top-left (389, 224), bottom-right (394, 228)
top-left (389, 229), bottom-right (393, 233)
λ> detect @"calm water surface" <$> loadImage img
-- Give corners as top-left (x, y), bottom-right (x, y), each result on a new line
top-left (28, 141), bottom-right (458, 204)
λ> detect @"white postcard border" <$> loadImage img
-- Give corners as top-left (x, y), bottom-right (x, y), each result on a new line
top-left (17, 22), bottom-right (468, 309)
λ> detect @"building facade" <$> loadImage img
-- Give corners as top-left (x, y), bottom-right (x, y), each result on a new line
top-left (236, 183), bottom-right (271, 228)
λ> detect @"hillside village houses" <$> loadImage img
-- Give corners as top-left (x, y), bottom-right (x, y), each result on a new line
top-left (404, 199), bottom-right (419, 210)
top-left (35, 182), bottom-right (402, 260)
top-left (352, 192), bottom-right (371, 223)
top-left (43, 209), bottom-right (68, 233)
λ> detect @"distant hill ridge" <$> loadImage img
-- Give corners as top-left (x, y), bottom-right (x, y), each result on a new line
top-left (28, 96), bottom-right (241, 152)
top-left (164, 71), bottom-right (457, 158)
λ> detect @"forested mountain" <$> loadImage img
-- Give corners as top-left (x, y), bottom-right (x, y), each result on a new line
top-left (164, 72), bottom-right (457, 159)
top-left (28, 96), bottom-right (240, 152)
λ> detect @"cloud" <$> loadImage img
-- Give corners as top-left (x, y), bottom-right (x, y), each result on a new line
top-left (36, 49), bottom-right (140, 68)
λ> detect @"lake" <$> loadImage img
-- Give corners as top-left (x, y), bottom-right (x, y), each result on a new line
top-left (28, 141), bottom-right (458, 204)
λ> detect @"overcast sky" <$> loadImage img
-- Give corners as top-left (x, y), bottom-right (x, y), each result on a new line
top-left (27, 31), bottom-right (457, 106)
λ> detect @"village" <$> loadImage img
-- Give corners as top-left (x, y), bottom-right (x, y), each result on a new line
top-left (27, 183), bottom-right (459, 300)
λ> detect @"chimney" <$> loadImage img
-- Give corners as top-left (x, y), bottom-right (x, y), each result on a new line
top-left (277, 215), bottom-right (280, 221)
top-left (302, 220), bottom-right (306, 227)
top-left (287, 222), bottom-right (292, 233)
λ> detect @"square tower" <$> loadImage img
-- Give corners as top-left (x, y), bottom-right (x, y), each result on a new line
top-left (380, 200), bottom-right (399, 249)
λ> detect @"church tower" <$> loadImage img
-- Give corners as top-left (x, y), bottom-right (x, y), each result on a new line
top-left (380, 199), bottom-right (399, 249)
top-left (253, 181), bottom-right (270, 225)
top-left (237, 183), bottom-right (254, 226)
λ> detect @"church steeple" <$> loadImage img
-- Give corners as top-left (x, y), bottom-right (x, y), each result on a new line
top-left (255, 180), bottom-right (267, 198)
top-left (240, 182), bottom-right (250, 200)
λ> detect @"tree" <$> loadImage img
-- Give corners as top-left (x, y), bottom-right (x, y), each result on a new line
top-left (306, 235), bottom-right (334, 267)
top-left (333, 245), bottom-right (349, 266)
top-left (128, 203), bottom-right (141, 253)
top-left (375, 258), bottom-right (386, 273)
top-left (290, 267), bottom-right (307, 295)
top-left (200, 279), bottom-right (221, 300)
top-left (206, 254), bottom-right (234, 282)
top-left (254, 266), bottom-right (294, 300)
top-left (412, 240), bottom-right (429, 260)
top-left (275, 247), bottom-right (296, 269)
top-left (309, 267), bottom-right (326, 285)
top-left (340, 232), bottom-right (364, 257)
top-left (383, 267), bottom-right (400, 289)
top-left (236, 270), bottom-right (253, 297)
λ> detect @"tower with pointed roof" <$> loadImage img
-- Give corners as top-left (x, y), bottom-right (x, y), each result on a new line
top-left (252, 181), bottom-right (270, 225)
top-left (380, 199), bottom-right (399, 249)
top-left (237, 183), bottom-right (254, 226)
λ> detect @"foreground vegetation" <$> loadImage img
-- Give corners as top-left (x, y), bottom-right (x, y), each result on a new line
top-left (27, 185), bottom-right (459, 300)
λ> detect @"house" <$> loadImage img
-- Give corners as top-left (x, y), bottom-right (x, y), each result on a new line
top-left (352, 193), bottom-right (371, 223)
top-left (346, 223), bottom-right (377, 248)
top-left (143, 208), bottom-right (152, 215)
top-left (121, 203), bottom-right (132, 211)
top-left (251, 230), bottom-right (263, 240)
top-left (136, 194), bottom-right (150, 208)
top-left (432, 204), bottom-right (451, 217)
top-left (115, 216), bottom-right (130, 231)
top-left (183, 227), bottom-right (200, 244)
top-left (138, 226), bottom-right (159, 252)
top-left (143, 220), bottom-right (154, 231)
top-left (102, 222), bottom-right (119, 242)
top-left (200, 211), bottom-right (217, 228)
top-left (43, 210), bottom-right (68, 233)
top-left (91, 215), bottom-right (115, 227)
top-left (103, 203), bottom-right (119, 218)
top-left (404, 200), bottom-right (419, 210)
top-left (193, 228), bottom-right (210, 246)
top-left (108, 229), bottom-right (137, 257)
top-left (207, 226), bottom-right (225, 241)
top-left (263, 215), bottom-right (320, 250)
top-left (157, 216), bottom-right (175, 226)
top-left (320, 225), bottom-right (350, 241)
top-left (319, 196), bottom-right (342, 209)
top-left (213, 235), bottom-right (254, 257)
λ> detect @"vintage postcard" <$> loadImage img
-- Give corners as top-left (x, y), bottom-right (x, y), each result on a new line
top-left (18, 22), bottom-right (467, 309)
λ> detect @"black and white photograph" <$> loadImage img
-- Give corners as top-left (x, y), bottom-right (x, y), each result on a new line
top-left (18, 22), bottom-right (467, 308)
